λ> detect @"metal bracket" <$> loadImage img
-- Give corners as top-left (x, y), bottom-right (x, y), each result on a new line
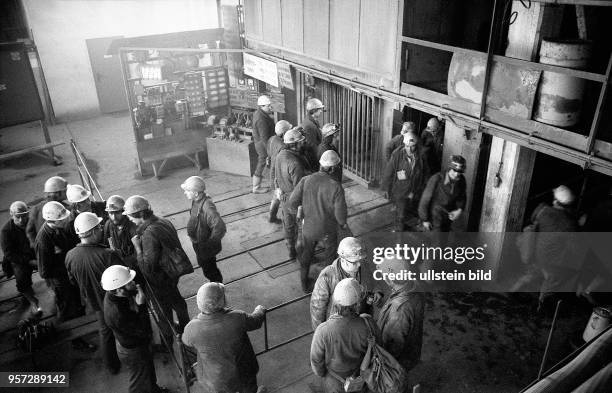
top-left (583, 152), bottom-right (595, 170)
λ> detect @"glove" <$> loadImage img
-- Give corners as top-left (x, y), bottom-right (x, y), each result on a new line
top-left (265, 156), bottom-right (271, 167)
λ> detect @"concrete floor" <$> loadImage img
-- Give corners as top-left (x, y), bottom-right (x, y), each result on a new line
top-left (0, 113), bottom-right (588, 393)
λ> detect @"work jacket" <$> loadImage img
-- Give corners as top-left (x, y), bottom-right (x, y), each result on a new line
top-left (1, 219), bottom-right (35, 267)
top-left (65, 243), bottom-right (124, 312)
top-left (377, 284), bottom-right (425, 372)
top-left (274, 149), bottom-right (309, 196)
top-left (136, 215), bottom-right (182, 289)
top-left (421, 130), bottom-right (444, 173)
top-left (104, 217), bottom-right (138, 269)
top-left (418, 171), bottom-right (467, 222)
top-left (267, 135), bottom-right (286, 184)
top-left (384, 134), bottom-right (404, 161)
top-left (26, 199), bottom-right (70, 246)
top-left (35, 223), bottom-right (78, 280)
top-left (104, 292), bottom-right (152, 349)
top-left (288, 171), bottom-right (347, 240)
top-left (531, 203), bottom-right (579, 269)
top-left (186, 196), bottom-right (226, 259)
top-left (301, 116), bottom-right (322, 171)
top-left (182, 308), bottom-right (265, 392)
top-left (310, 258), bottom-right (382, 330)
top-left (252, 108), bottom-right (274, 144)
top-left (311, 314), bottom-right (378, 379)
top-left (382, 147), bottom-right (430, 202)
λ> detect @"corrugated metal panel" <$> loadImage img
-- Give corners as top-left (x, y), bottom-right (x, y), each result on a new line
top-left (281, 0), bottom-right (304, 52)
top-left (329, 0), bottom-right (359, 66)
top-left (359, 0), bottom-right (398, 76)
top-left (243, 0), bottom-right (263, 39)
top-left (303, 0), bottom-right (329, 59)
top-left (262, 0), bottom-right (282, 46)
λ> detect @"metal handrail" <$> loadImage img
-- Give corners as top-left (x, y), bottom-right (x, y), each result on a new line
top-left (258, 293), bottom-right (313, 355)
top-left (70, 139), bottom-right (103, 201)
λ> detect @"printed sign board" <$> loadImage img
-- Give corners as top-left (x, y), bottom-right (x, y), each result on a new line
top-left (243, 53), bottom-right (278, 87)
top-left (276, 62), bottom-right (294, 90)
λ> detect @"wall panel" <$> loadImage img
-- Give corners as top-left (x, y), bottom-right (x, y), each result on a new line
top-left (244, 0), bottom-right (263, 39)
top-left (261, 0), bottom-right (282, 45)
top-left (359, 0), bottom-right (397, 76)
top-left (329, 0), bottom-right (359, 66)
top-left (303, 0), bottom-right (329, 59)
top-left (281, 0), bottom-right (303, 52)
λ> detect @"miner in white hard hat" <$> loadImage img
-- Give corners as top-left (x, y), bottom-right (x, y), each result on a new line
top-left (66, 184), bottom-right (108, 219)
top-left (1, 201), bottom-right (42, 316)
top-left (181, 176), bottom-right (226, 283)
top-left (310, 277), bottom-right (379, 392)
top-left (182, 282), bottom-right (267, 392)
top-left (376, 256), bottom-right (424, 375)
top-left (35, 201), bottom-right (84, 323)
top-left (26, 175), bottom-right (70, 246)
top-left (274, 127), bottom-right (310, 260)
top-left (65, 212), bottom-right (123, 373)
top-left (252, 95), bottom-right (275, 194)
top-left (310, 236), bottom-right (384, 329)
top-left (268, 120), bottom-right (293, 225)
top-left (301, 97), bottom-right (326, 171)
top-left (103, 195), bottom-right (140, 277)
top-left (102, 265), bottom-right (167, 393)
top-left (384, 121), bottom-right (416, 162)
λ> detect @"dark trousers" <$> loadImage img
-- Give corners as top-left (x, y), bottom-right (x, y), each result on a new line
top-left (193, 244), bottom-right (223, 283)
top-left (46, 276), bottom-right (84, 322)
top-left (431, 206), bottom-right (452, 232)
top-left (394, 196), bottom-right (417, 231)
top-left (254, 141), bottom-right (268, 177)
top-left (116, 342), bottom-right (157, 393)
top-left (299, 231), bottom-right (338, 288)
top-left (152, 284), bottom-right (190, 346)
top-left (281, 199), bottom-right (297, 247)
top-left (96, 310), bottom-right (120, 372)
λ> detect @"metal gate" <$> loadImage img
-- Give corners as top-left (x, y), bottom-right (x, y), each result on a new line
top-left (297, 72), bottom-right (383, 185)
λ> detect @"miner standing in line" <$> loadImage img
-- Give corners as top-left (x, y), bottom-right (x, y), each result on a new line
top-left (301, 98), bottom-right (325, 171)
top-left (103, 195), bottom-right (140, 278)
top-left (26, 175), bottom-right (69, 246)
top-left (382, 130), bottom-right (430, 231)
top-left (102, 265), bottom-right (168, 393)
top-left (418, 155), bottom-right (467, 232)
top-left (65, 212), bottom-right (123, 374)
top-left (288, 150), bottom-right (348, 292)
top-left (35, 201), bottom-right (83, 322)
top-left (384, 121), bottom-right (416, 162)
top-left (182, 282), bottom-right (267, 393)
top-left (124, 195), bottom-right (191, 344)
top-left (310, 237), bottom-right (383, 330)
top-left (420, 117), bottom-right (444, 174)
top-left (274, 127), bottom-right (310, 260)
top-left (377, 256), bottom-right (425, 378)
top-left (181, 176), bottom-right (226, 283)
top-left (1, 201), bottom-right (42, 316)
top-left (268, 120), bottom-right (292, 224)
top-left (310, 278), bottom-right (379, 393)
top-left (317, 123), bottom-right (342, 183)
top-left (252, 95), bottom-right (275, 194)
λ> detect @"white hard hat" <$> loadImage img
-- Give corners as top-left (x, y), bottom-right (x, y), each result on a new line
top-left (400, 122), bottom-right (416, 134)
top-left (306, 98), bottom-right (324, 111)
top-left (337, 237), bottom-right (367, 263)
top-left (403, 131), bottom-right (419, 144)
top-left (322, 123), bottom-right (340, 138)
top-left (553, 185), bottom-right (575, 205)
top-left (44, 176), bottom-right (67, 193)
top-left (275, 120), bottom-right (292, 136)
top-left (333, 278), bottom-right (362, 306)
top-left (67, 184), bottom-right (91, 203)
top-left (257, 95), bottom-right (272, 106)
top-left (42, 201), bottom-right (70, 221)
top-left (101, 265), bottom-right (136, 291)
top-left (319, 150), bottom-right (341, 167)
top-left (105, 195), bottom-right (125, 212)
top-left (181, 176), bottom-right (206, 193)
top-left (74, 212), bottom-right (103, 235)
top-left (9, 201), bottom-right (29, 216)
top-left (427, 118), bottom-right (440, 129)
top-left (283, 127), bottom-right (305, 144)
top-left (196, 282), bottom-right (226, 313)
top-left (123, 195), bottom-right (150, 215)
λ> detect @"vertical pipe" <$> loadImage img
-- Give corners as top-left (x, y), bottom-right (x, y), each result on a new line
top-left (366, 97), bottom-right (372, 180)
top-left (360, 94), bottom-right (366, 177)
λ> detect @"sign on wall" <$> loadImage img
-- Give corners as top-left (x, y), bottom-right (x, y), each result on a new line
top-left (243, 53), bottom-right (278, 87)
top-left (276, 62), bottom-right (294, 90)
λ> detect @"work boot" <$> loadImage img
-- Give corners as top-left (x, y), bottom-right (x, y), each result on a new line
top-left (252, 176), bottom-right (269, 194)
top-left (269, 199), bottom-right (282, 224)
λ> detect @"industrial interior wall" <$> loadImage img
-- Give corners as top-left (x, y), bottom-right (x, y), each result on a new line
top-left (21, 0), bottom-right (219, 121)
